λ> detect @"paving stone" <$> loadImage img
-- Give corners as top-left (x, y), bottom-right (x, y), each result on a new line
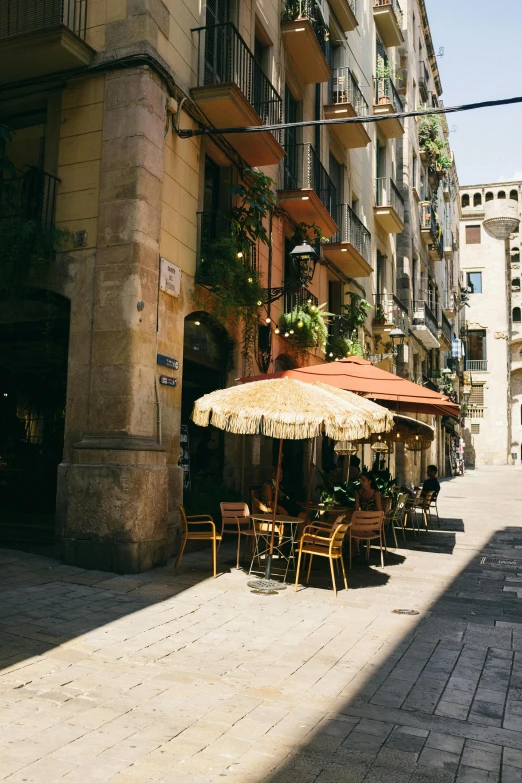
top-left (418, 746), bottom-right (461, 773)
top-left (425, 732), bottom-right (465, 754)
top-left (456, 766), bottom-right (499, 782)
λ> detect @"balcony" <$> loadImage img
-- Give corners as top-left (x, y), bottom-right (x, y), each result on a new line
top-left (278, 143), bottom-right (338, 238)
top-left (0, 168), bottom-right (59, 228)
top-left (323, 204), bottom-right (372, 277)
top-left (418, 61), bottom-right (429, 103)
top-left (465, 359), bottom-right (488, 372)
top-left (421, 374), bottom-right (439, 393)
top-left (372, 293), bottom-right (409, 338)
top-left (329, 0), bottom-right (358, 31)
top-left (192, 24), bottom-right (284, 167)
top-left (284, 286), bottom-right (318, 314)
top-left (411, 300), bottom-right (440, 349)
top-left (438, 308), bottom-right (452, 348)
top-left (444, 232), bottom-right (454, 259)
top-left (195, 211), bottom-right (257, 284)
top-left (281, 0), bottom-right (331, 85)
top-left (373, 76), bottom-right (404, 138)
top-left (373, 0), bottom-right (404, 48)
top-left (374, 177), bottom-right (405, 233)
top-left (420, 201), bottom-right (443, 260)
top-left (0, 0), bottom-right (92, 84)
top-left (324, 68), bottom-right (371, 149)
top-left (442, 290), bottom-right (457, 318)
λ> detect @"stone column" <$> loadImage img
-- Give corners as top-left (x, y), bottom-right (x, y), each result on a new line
top-left (57, 67), bottom-right (169, 573)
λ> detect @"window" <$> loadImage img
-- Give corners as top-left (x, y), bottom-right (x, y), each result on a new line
top-left (470, 384), bottom-right (484, 406)
top-left (471, 423), bottom-right (480, 434)
top-left (511, 190), bottom-right (519, 201)
top-left (512, 278), bottom-right (520, 291)
top-left (466, 225), bottom-right (481, 244)
top-left (513, 307), bottom-right (521, 323)
top-left (461, 194), bottom-right (470, 208)
top-left (473, 193), bottom-right (482, 207)
top-left (467, 330), bottom-right (487, 361)
top-left (498, 191), bottom-right (506, 199)
top-left (520, 404), bottom-right (522, 425)
top-left (466, 271), bottom-right (482, 293)
top-left (412, 154), bottom-right (418, 190)
top-left (485, 191), bottom-right (494, 202)
top-left (512, 248), bottom-right (521, 263)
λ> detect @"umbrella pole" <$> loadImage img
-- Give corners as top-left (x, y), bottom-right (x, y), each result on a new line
top-left (266, 438), bottom-right (283, 580)
top-left (305, 438), bottom-right (314, 524)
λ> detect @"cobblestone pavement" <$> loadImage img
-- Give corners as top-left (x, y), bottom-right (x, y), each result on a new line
top-left (1, 467), bottom-right (522, 782)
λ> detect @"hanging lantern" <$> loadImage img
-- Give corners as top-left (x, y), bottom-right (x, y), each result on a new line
top-left (371, 440), bottom-right (390, 453)
top-left (334, 441), bottom-right (357, 455)
top-left (405, 432), bottom-right (431, 451)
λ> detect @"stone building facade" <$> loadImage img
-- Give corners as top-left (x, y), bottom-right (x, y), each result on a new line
top-left (459, 182), bottom-right (521, 466)
top-left (0, 0), bottom-right (460, 571)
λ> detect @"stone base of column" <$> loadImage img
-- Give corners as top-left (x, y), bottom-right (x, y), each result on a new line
top-left (56, 434), bottom-right (168, 574)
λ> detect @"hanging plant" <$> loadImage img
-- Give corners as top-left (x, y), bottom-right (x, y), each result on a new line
top-left (279, 302), bottom-right (330, 359)
top-left (230, 168), bottom-right (276, 247)
top-left (326, 292), bottom-right (371, 360)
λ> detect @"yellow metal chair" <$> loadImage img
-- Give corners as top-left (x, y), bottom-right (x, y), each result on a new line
top-left (219, 502), bottom-right (256, 569)
top-left (349, 511), bottom-right (385, 567)
top-left (175, 504), bottom-right (221, 578)
top-left (294, 515), bottom-right (349, 598)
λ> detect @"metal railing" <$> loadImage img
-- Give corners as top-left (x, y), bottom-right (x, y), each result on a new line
top-left (284, 286), bottom-right (318, 314)
top-left (196, 211), bottom-right (257, 277)
top-left (374, 0), bottom-right (403, 26)
top-left (374, 75), bottom-right (403, 115)
top-left (283, 143), bottom-right (337, 220)
top-left (375, 177), bottom-right (405, 224)
top-left (421, 374), bottom-right (439, 393)
top-left (373, 293), bottom-right (409, 332)
top-left (413, 300), bottom-right (438, 338)
top-left (193, 23), bottom-right (283, 131)
top-left (328, 68), bottom-right (369, 116)
top-left (281, 0), bottom-right (329, 59)
top-left (0, 0), bottom-right (88, 39)
top-left (327, 204), bottom-right (371, 263)
top-left (0, 168), bottom-right (59, 228)
top-left (465, 359), bottom-right (488, 372)
top-left (420, 200), bottom-right (437, 242)
top-left (439, 308), bottom-right (452, 344)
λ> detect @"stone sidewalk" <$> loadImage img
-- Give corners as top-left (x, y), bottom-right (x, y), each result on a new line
top-left (0, 466), bottom-right (521, 782)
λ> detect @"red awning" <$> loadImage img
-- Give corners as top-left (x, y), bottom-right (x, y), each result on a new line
top-left (242, 357), bottom-right (460, 418)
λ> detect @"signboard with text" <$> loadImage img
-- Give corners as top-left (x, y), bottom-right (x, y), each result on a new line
top-left (159, 257), bottom-right (181, 297)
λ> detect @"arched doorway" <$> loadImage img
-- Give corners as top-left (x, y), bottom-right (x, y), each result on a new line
top-left (181, 313), bottom-right (230, 501)
top-left (0, 290), bottom-right (70, 547)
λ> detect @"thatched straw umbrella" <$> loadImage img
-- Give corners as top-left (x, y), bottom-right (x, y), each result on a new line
top-left (192, 377), bottom-right (393, 589)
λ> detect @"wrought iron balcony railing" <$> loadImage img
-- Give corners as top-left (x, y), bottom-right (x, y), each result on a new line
top-left (439, 308), bottom-right (452, 344)
top-left (328, 68), bottom-right (369, 116)
top-left (284, 286), bottom-right (318, 314)
top-left (420, 200), bottom-right (438, 242)
top-left (327, 204), bottom-right (371, 263)
top-left (196, 211), bottom-right (257, 281)
top-left (465, 359), bottom-right (488, 372)
top-left (375, 177), bottom-right (404, 223)
top-left (0, 168), bottom-right (59, 228)
top-left (373, 293), bottom-right (409, 332)
top-left (374, 0), bottom-right (403, 27)
top-left (0, 0), bottom-right (88, 39)
top-left (374, 75), bottom-right (403, 115)
top-left (281, 0), bottom-right (329, 60)
top-left (413, 300), bottom-right (438, 338)
top-left (193, 23), bottom-right (283, 130)
top-left (283, 143), bottom-right (337, 220)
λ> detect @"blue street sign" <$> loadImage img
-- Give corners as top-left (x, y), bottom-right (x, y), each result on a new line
top-left (157, 354), bottom-right (179, 370)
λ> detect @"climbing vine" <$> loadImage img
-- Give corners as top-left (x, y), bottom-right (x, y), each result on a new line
top-left (326, 292), bottom-right (371, 360)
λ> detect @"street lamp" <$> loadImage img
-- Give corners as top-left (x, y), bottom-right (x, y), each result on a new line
top-left (389, 327), bottom-right (406, 355)
top-left (289, 242), bottom-right (319, 285)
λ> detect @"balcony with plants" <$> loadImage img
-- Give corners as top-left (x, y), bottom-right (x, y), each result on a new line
top-left (281, 0), bottom-right (332, 85)
top-left (324, 68), bottom-right (370, 149)
top-left (278, 142), bottom-right (338, 238)
top-left (373, 0), bottom-right (403, 47)
top-left (374, 176), bottom-right (405, 233)
top-left (0, 0), bottom-right (92, 84)
top-left (418, 114), bottom-right (452, 183)
top-left (323, 203), bottom-right (372, 277)
top-left (438, 307), bottom-right (452, 348)
top-left (372, 292), bottom-right (409, 338)
top-left (373, 63), bottom-right (404, 138)
top-left (192, 23), bottom-right (285, 166)
top-left (420, 200), bottom-right (443, 260)
top-left (326, 293), bottom-right (370, 360)
top-left (411, 299), bottom-right (440, 349)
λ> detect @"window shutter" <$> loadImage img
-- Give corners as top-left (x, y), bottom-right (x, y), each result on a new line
top-left (466, 225), bottom-right (481, 244)
top-left (471, 423), bottom-right (480, 434)
top-left (470, 384), bottom-right (484, 406)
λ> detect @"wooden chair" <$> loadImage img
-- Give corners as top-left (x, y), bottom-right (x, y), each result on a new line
top-left (175, 504), bottom-right (221, 578)
top-left (294, 515), bottom-right (349, 598)
top-left (383, 492), bottom-right (408, 548)
top-left (219, 502), bottom-right (256, 569)
top-left (349, 511), bottom-right (385, 568)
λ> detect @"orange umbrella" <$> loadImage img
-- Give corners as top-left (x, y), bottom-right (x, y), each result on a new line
top-left (242, 357), bottom-right (459, 418)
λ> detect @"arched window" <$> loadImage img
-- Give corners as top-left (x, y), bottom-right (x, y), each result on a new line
top-left (461, 194), bottom-right (470, 208)
top-left (473, 193), bottom-right (482, 207)
top-left (512, 247), bottom-right (520, 263)
top-left (498, 191), bottom-right (506, 199)
top-left (513, 307), bottom-right (522, 323)
top-left (485, 192), bottom-right (494, 202)
top-left (511, 190), bottom-right (519, 201)
top-left (512, 278), bottom-right (521, 291)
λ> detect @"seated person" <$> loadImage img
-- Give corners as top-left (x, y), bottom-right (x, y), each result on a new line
top-left (260, 467), bottom-right (304, 519)
top-left (354, 472), bottom-right (382, 512)
top-left (348, 455), bottom-right (361, 480)
top-left (422, 465), bottom-right (440, 497)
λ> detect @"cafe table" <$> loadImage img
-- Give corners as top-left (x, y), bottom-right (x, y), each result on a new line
top-left (248, 512), bottom-right (303, 582)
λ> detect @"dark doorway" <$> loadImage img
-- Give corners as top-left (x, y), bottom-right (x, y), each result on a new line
top-left (0, 291), bottom-right (70, 548)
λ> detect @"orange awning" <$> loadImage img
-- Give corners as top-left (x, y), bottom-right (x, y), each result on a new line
top-left (242, 357), bottom-right (460, 418)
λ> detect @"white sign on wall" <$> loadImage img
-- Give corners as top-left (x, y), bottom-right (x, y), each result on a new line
top-left (159, 257), bottom-right (181, 298)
